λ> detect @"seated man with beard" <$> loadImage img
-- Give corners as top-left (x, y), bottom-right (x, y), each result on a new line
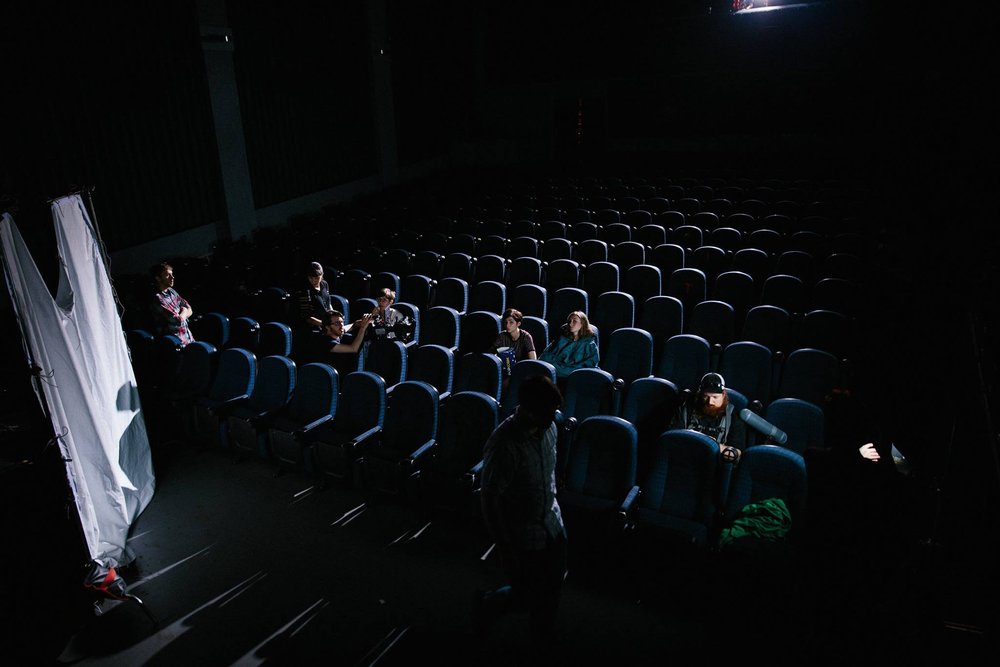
top-left (670, 372), bottom-right (746, 459)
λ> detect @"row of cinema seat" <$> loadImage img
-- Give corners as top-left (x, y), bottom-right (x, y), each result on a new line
top-left (145, 330), bottom-right (827, 483)
top-left (215, 275), bottom-right (855, 358)
top-left (141, 341), bottom-right (809, 563)
top-left (428, 200), bottom-right (850, 235)
top-left (236, 270), bottom-right (856, 356)
top-left (145, 302), bottom-right (848, 413)
top-left (443, 193), bottom-right (836, 221)
top-left (447, 182), bottom-right (852, 216)
top-left (320, 258), bottom-right (859, 319)
top-left (376, 223), bottom-right (861, 270)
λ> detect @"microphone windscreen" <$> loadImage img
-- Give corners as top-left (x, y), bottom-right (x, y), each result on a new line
top-left (739, 408), bottom-right (789, 446)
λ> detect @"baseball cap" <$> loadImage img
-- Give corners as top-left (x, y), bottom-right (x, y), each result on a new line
top-left (698, 372), bottom-right (726, 394)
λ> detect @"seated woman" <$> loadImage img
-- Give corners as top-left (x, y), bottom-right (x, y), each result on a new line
top-left (539, 310), bottom-right (599, 390)
top-left (493, 308), bottom-right (537, 389)
top-left (493, 308), bottom-right (537, 367)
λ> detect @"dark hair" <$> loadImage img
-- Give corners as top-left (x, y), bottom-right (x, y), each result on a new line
top-left (502, 308), bottom-right (523, 324)
top-left (307, 261), bottom-right (324, 277)
top-left (320, 310), bottom-right (345, 326)
top-left (149, 261), bottom-right (172, 278)
top-left (518, 375), bottom-right (562, 409)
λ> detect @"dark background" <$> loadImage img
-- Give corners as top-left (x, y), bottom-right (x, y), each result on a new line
top-left (0, 0), bottom-right (997, 661)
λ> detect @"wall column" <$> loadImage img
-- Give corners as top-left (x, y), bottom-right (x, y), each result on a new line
top-left (196, 0), bottom-right (257, 243)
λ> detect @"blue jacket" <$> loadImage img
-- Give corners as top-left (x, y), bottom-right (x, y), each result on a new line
top-left (539, 334), bottom-right (599, 379)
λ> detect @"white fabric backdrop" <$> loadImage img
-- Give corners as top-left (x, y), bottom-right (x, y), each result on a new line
top-left (0, 196), bottom-right (154, 564)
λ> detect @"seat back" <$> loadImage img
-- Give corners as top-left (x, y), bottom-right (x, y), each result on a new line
top-left (622, 377), bottom-right (679, 479)
top-left (411, 251), bottom-right (443, 279)
top-left (763, 398), bottom-right (825, 454)
top-left (460, 310), bottom-right (502, 356)
top-left (407, 344), bottom-right (455, 399)
top-left (509, 256), bottom-right (543, 288)
top-left (330, 370), bottom-right (386, 439)
top-left (541, 237), bottom-right (574, 263)
top-left (469, 280), bottom-right (506, 315)
top-left (666, 267), bottom-right (707, 313)
top-left (576, 238), bottom-right (609, 266)
top-left (563, 367), bottom-right (618, 422)
top-left (655, 334), bottom-right (710, 392)
top-left (545, 258), bottom-right (581, 292)
top-left (731, 247), bottom-right (773, 287)
top-left (512, 283), bottom-right (547, 321)
top-left (603, 327), bottom-right (654, 387)
top-left (190, 312), bottom-right (229, 349)
top-left (208, 347), bottom-right (257, 404)
top-left (520, 315), bottom-right (550, 351)
top-left (380, 381), bottom-right (439, 456)
top-left (689, 245), bottom-right (730, 288)
top-left (424, 390), bottom-right (500, 503)
top-left (741, 305), bottom-right (792, 356)
top-left (360, 339), bottom-right (408, 388)
top-left (268, 362), bottom-right (337, 468)
top-left (797, 309), bottom-right (853, 359)
top-left (713, 270), bottom-right (755, 325)
top-left (624, 264), bottom-right (663, 322)
top-left (637, 429), bottom-right (721, 546)
top-left (723, 444), bottom-right (808, 533)
top-left (435, 277), bottom-right (469, 314)
top-left (474, 254), bottom-right (508, 284)
top-left (593, 291), bottom-right (635, 355)
top-left (501, 359), bottom-right (557, 420)
top-left (777, 347), bottom-right (843, 407)
top-left (400, 274), bottom-right (435, 312)
top-left (422, 306), bottom-right (461, 352)
top-left (259, 321), bottom-right (292, 357)
top-left (687, 300), bottom-right (736, 348)
top-left (718, 341), bottom-right (773, 406)
top-left (650, 243), bottom-right (685, 279)
top-left (283, 362), bottom-right (338, 425)
top-left (227, 316), bottom-right (261, 354)
top-left (564, 415), bottom-right (638, 508)
top-left (613, 240), bottom-right (646, 273)
top-left (441, 253), bottom-right (474, 282)
top-left (583, 261), bottom-right (619, 303)
top-left (761, 274), bottom-right (807, 316)
top-left (454, 352), bottom-right (503, 403)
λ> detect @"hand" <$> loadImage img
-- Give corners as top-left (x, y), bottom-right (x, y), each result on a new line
top-left (357, 313), bottom-right (373, 329)
top-left (859, 443), bottom-right (880, 462)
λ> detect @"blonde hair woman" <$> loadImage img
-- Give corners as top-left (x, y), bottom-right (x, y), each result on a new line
top-left (539, 310), bottom-right (599, 382)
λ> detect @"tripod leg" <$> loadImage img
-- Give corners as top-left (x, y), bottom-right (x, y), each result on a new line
top-left (124, 593), bottom-right (159, 625)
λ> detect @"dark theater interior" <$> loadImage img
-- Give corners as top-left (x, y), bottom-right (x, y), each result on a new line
top-left (1, 1), bottom-right (997, 664)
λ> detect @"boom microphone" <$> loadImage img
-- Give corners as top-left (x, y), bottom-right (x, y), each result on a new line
top-left (739, 408), bottom-right (788, 446)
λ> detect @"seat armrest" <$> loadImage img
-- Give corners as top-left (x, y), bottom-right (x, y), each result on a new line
top-left (294, 414), bottom-right (333, 440)
top-left (461, 459), bottom-right (485, 489)
top-left (208, 394), bottom-right (250, 416)
top-left (343, 425), bottom-right (382, 455)
top-left (404, 440), bottom-right (437, 467)
top-left (619, 485), bottom-right (641, 516)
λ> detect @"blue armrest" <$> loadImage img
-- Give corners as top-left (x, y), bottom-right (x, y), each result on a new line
top-left (404, 439), bottom-right (437, 467)
top-left (294, 414), bottom-right (333, 440)
top-left (619, 484), bottom-right (641, 517)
